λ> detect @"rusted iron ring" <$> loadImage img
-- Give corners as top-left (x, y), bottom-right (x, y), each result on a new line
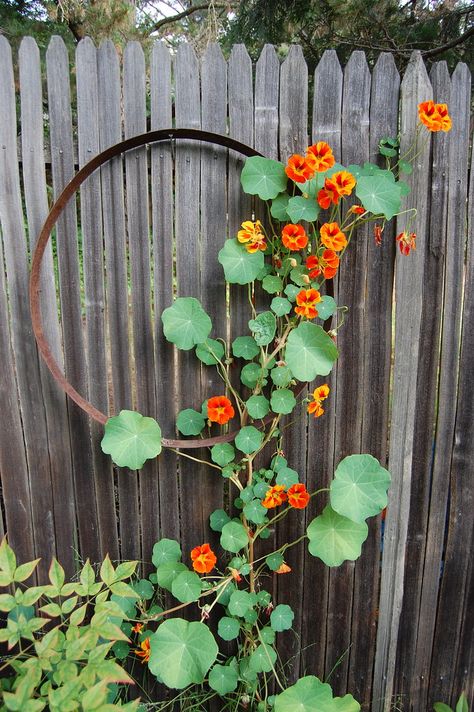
top-left (30, 129), bottom-right (332, 450)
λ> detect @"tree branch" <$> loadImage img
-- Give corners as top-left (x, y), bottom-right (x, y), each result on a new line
top-left (149, 2), bottom-right (230, 33)
top-left (422, 25), bottom-right (474, 58)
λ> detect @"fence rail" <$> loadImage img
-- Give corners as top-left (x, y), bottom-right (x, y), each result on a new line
top-left (0, 36), bottom-right (472, 711)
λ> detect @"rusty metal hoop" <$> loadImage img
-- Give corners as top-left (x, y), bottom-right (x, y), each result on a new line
top-left (30, 129), bottom-right (330, 450)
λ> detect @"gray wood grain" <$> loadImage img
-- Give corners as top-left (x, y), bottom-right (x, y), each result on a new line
top-left (313, 50), bottom-right (343, 159)
top-left (372, 51), bottom-right (432, 712)
top-left (18, 36), bottom-right (77, 576)
top-left (46, 35), bottom-right (101, 564)
top-left (255, 45), bottom-right (280, 159)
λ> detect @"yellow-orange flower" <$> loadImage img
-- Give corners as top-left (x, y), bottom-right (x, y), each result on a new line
top-left (237, 220), bottom-right (267, 253)
top-left (307, 383), bottom-right (330, 418)
top-left (287, 483), bottom-right (310, 509)
top-left (262, 484), bottom-right (287, 509)
top-left (317, 178), bottom-right (339, 209)
top-left (132, 622), bottom-right (144, 634)
top-left (418, 101), bottom-right (451, 132)
top-left (306, 142), bottom-right (335, 172)
top-left (285, 154), bottom-right (316, 183)
top-left (275, 562), bottom-right (292, 574)
top-left (207, 396), bottom-right (235, 425)
top-left (295, 288), bottom-right (321, 320)
top-left (313, 384), bottom-right (330, 402)
top-left (331, 170), bottom-right (356, 197)
top-left (306, 250), bottom-right (339, 280)
top-left (351, 205), bottom-right (366, 215)
top-left (282, 223), bottom-right (308, 251)
top-left (320, 223), bottom-right (347, 252)
top-left (134, 638), bottom-right (150, 664)
top-left (191, 543), bottom-right (217, 574)
top-left (396, 231), bottom-right (416, 256)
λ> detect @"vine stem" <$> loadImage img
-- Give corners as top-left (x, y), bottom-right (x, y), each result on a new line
top-left (167, 448), bottom-right (221, 471)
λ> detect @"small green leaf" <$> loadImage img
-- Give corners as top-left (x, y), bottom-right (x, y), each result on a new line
top-left (132, 578), bottom-right (154, 600)
top-left (241, 156), bottom-right (288, 200)
top-left (218, 616), bottom-right (240, 641)
top-left (266, 553), bottom-right (284, 571)
top-left (274, 675), bottom-right (361, 712)
top-left (13, 560), bottom-right (40, 583)
top-left (262, 275), bottom-right (283, 294)
top-left (317, 295), bottom-right (337, 321)
top-left (209, 509), bottom-right (231, 532)
top-left (260, 626), bottom-right (276, 644)
top-left (433, 705), bottom-right (454, 712)
top-left (220, 522), bottom-right (248, 553)
top-left (270, 604), bottom-right (294, 632)
top-left (399, 160), bottom-right (413, 175)
top-left (210, 443), bottom-right (235, 466)
top-left (246, 395), bottom-right (270, 419)
top-left (379, 145), bottom-right (397, 157)
top-left (271, 365), bottom-right (293, 387)
top-left (228, 590), bottom-right (254, 617)
top-left (176, 408), bottom-right (206, 436)
top-left (195, 339), bottom-right (224, 366)
top-left (307, 505), bottom-right (368, 566)
top-left (286, 195), bottom-right (320, 223)
top-left (209, 664), bottom-right (239, 695)
top-left (275, 467), bottom-right (299, 487)
top-left (284, 284), bottom-right (300, 302)
top-left (270, 388), bottom-right (296, 415)
top-left (156, 561), bottom-right (187, 591)
top-left (235, 426), bottom-right (264, 454)
top-left (152, 539), bottom-right (182, 567)
top-left (241, 363), bottom-right (266, 388)
top-left (218, 239), bottom-right (264, 284)
top-left (171, 571), bottom-right (202, 603)
top-left (101, 410), bottom-right (162, 470)
top-left (271, 193), bottom-right (290, 221)
top-left (232, 336), bottom-right (260, 360)
top-left (49, 558), bottom-right (65, 591)
top-left (249, 643), bottom-right (277, 673)
top-left (243, 499), bottom-right (268, 525)
top-left (162, 297), bottom-right (212, 350)
top-left (456, 693), bottom-right (469, 712)
top-left (330, 454), bottom-right (391, 522)
top-left (248, 311), bottom-right (277, 347)
top-left (271, 297), bottom-right (292, 316)
top-left (285, 322), bottom-right (338, 382)
top-left (0, 538), bottom-right (17, 584)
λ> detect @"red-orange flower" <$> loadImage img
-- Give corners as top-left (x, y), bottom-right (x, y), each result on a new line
top-left (191, 543), bottom-right (217, 574)
top-left (275, 562), bottom-right (292, 574)
top-left (374, 224), bottom-right (383, 246)
top-left (306, 250), bottom-right (339, 280)
top-left (418, 100), bottom-right (452, 132)
top-left (132, 622), bottom-right (144, 634)
top-left (282, 223), bottom-right (308, 251)
top-left (285, 154), bottom-right (316, 183)
top-left (396, 231), bottom-right (416, 256)
top-left (207, 396), bottom-right (235, 425)
top-left (308, 401), bottom-right (324, 418)
top-left (295, 288), bottom-right (321, 320)
top-left (307, 383), bottom-right (330, 418)
top-left (317, 178), bottom-right (339, 209)
top-left (331, 170), bottom-right (356, 197)
top-left (320, 223), bottom-right (347, 252)
top-left (134, 638), bottom-right (150, 664)
top-left (262, 484), bottom-right (287, 509)
top-left (306, 142), bottom-right (335, 172)
top-left (237, 220), bottom-right (267, 253)
top-left (287, 483), bottom-right (310, 509)
top-left (351, 205), bottom-right (366, 215)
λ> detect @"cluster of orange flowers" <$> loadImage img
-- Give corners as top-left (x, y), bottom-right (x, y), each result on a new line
top-left (191, 542), bottom-right (217, 574)
top-left (285, 141), bottom-right (335, 183)
top-left (261, 482), bottom-right (310, 510)
top-left (237, 220), bottom-right (266, 253)
top-left (207, 395), bottom-right (235, 425)
top-left (317, 170), bottom-right (356, 210)
top-left (307, 384), bottom-right (330, 418)
top-left (418, 101), bottom-right (451, 132)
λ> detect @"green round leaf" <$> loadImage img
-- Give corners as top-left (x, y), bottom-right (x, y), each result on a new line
top-left (232, 336), bottom-right (260, 360)
top-left (132, 579), bottom-right (155, 600)
top-left (271, 365), bottom-right (293, 387)
top-left (235, 426), bottom-right (264, 454)
top-left (260, 626), bottom-right (276, 644)
top-left (195, 339), bottom-right (225, 366)
top-left (249, 643), bottom-right (277, 673)
top-left (290, 265), bottom-right (310, 286)
top-left (176, 409), bottom-right (206, 436)
top-left (286, 195), bottom-right (320, 223)
top-left (209, 509), bottom-right (231, 532)
top-left (241, 156), bottom-right (288, 200)
top-left (162, 297), bottom-right (212, 350)
top-left (355, 175), bottom-right (402, 220)
top-left (228, 590), bottom-right (254, 617)
top-left (152, 539), bottom-right (182, 567)
top-left (285, 322), bottom-right (338, 382)
top-left (248, 311), bottom-right (277, 346)
top-left (271, 193), bottom-right (290, 221)
top-left (266, 553), bottom-right (284, 571)
top-left (253, 481), bottom-right (270, 498)
top-left (217, 616), bottom-right (240, 641)
top-left (330, 454), bottom-right (391, 523)
top-left (270, 388), bottom-right (297, 415)
top-left (246, 395), bottom-right (270, 419)
top-left (243, 499), bottom-right (268, 525)
top-left (210, 443), bottom-right (236, 466)
top-left (271, 297), bottom-right (292, 317)
top-left (284, 284), bottom-right (300, 302)
top-left (275, 467), bottom-right (299, 488)
top-left (270, 604), bottom-right (294, 632)
top-left (171, 571), bottom-right (202, 603)
top-left (218, 238), bottom-right (264, 284)
top-left (262, 275), bottom-right (283, 294)
top-left (399, 160), bottom-right (413, 175)
top-left (274, 675), bottom-right (361, 712)
top-left (307, 506), bottom-right (368, 567)
top-left (241, 363), bottom-right (266, 388)
top-left (209, 664), bottom-right (239, 695)
top-left (220, 522), bottom-right (248, 553)
top-left (101, 410), bottom-right (162, 470)
top-left (149, 618), bottom-right (218, 689)
top-left (317, 296), bottom-right (337, 321)
top-left (156, 562), bottom-right (187, 591)
top-left (241, 486), bottom-right (254, 503)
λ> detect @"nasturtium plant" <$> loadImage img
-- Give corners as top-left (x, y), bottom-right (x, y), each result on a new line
top-left (330, 454), bottom-right (391, 522)
top-left (161, 297), bottom-right (212, 350)
top-left (307, 505), bottom-right (369, 566)
top-left (218, 237), bottom-right (264, 284)
top-left (101, 410), bottom-right (162, 470)
top-left (285, 322), bottom-right (338, 381)
top-left (240, 156), bottom-right (287, 199)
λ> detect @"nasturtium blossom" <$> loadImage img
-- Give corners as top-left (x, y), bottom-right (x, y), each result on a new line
top-left (295, 288), bottom-right (322, 320)
top-left (306, 141), bottom-right (335, 172)
top-left (313, 384), bottom-right (330, 401)
top-left (285, 154), bottom-right (316, 183)
top-left (207, 396), bottom-right (235, 425)
top-left (275, 562), bottom-right (292, 574)
top-left (307, 383), bottom-right (330, 418)
top-left (191, 543), bottom-right (217, 573)
top-left (134, 638), bottom-right (151, 664)
top-left (287, 483), bottom-right (310, 509)
top-left (317, 178), bottom-right (339, 209)
top-left (282, 223), bottom-right (309, 251)
top-left (320, 222), bottom-right (347, 252)
top-left (237, 220), bottom-right (267, 253)
top-left (132, 622), bottom-right (144, 634)
top-left (351, 205), bottom-right (366, 215)
top-left (262, 484), bottom-right (287, 509)
top-left (396, 231), bottom-right (416, 256)
top-left (332, 170), bottom-right (356, 196)
top-left (418, 100), bottom-right (452, 132)
top-left (306, 250), bottom-right (339, 280)
top-left (374, 224), bottom-right (383, 246)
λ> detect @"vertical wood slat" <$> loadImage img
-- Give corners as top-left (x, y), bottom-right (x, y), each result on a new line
top-left (97, 39), bottom-right (140, 560)
top-left (18, 36), bottom-right (76, 576)
top-left (123, 41), bottom-right (160, 565)
top-left (276, 44), bottom-right (309, 683)
top-left (394, 60), bottom-right (452, 710)
top-left (373, 51), bottom-right (433, 712)
top-left (46, 36), bottom-right (101, 564)
top-left (76, 38), bottom-right (118, 561)
top-left (0, 36), bottom-right (57, 580)
top-left (255, 45), bottom-right (280, 159)
top-left (312, 50), bottom-right (344, 160)
top-left (150, 41), bottom-right (180, 542)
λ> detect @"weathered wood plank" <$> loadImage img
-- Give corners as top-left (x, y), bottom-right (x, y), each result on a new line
top-left (123, 41), bottom-right (160, 565)
top-left (18, 36), bottom-right (76, 576)
top-left (313, 50), bottom-right (344, 160)
top-left (0, 36), bottom-right (56, 580)
top-left (372, 51), bottom-right (432, 712)
top-left (255, 45), bottom-right (280, 159)
top-left (76, 37), bottom-right (119, 561)
top-left (46, 35), bottom-right (101, 564)
top-left (393, 60), bottom-right (451, 709)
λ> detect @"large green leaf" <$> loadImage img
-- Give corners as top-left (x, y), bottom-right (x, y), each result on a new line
top-left (218, 616), bottom-right (240, 641)
top-left (148, 618), bottom-right (218, 689)
top-left (235, 426), bottom-right (264, 454)
top-left (270, 604), bottom-right (294, 632)
top-left (218, 239), bottom-right (265, 284)
top-left (240, 156), bottom-right (287, 200)
top-left (232, 336), bottom-right (260, 360)
top-left (355, 175), bottom-right (402, 220)
top-left (246, 395), bottom-right (270, 419)
top-left (248, 311), bottom-right (277, 346)
top-left (176, 408), bottom-right (206, 436)
top-left (210, 443), bottom-right (236, 466)
top-left (162, 297), bottom-right (212, 350)
top-left (285, 322), bottom-right (338, 382)
top-left (270, 388), bottom-right (296, 415)
top-left (220, 521), bottom-right (248, 553)
top-left (171, 571), bottom-right (202, 603)
top-left (208, 664), bottom-right (239, 695)
top-left (330, 454), bottom-right (391, 523)
top-left (286, 195), bottom-right (320, 223)
top-left (152, 539), bottom-right (182, 568)
top-left (101, 410), bottom-right (162, 470)
top-left (274, 676), bottom-right (361, 712)
top-left (307, 506), bottom-right (368, 567)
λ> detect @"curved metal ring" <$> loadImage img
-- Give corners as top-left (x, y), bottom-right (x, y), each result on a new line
top-left (30, 129), bottom-right (331, 450)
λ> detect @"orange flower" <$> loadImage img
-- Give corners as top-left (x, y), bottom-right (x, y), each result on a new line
top-left (306, 142), bottom-right (335, 172)
top-left (320, 223), bottom-right (347, 252)
top-left (191, 543), bottom-right (217, 574)
top-left (229, 567), bottom-right (242, 582)
top-left (132, 622), bottom-right (144, 634)
top-left (396, 231), bottom-right (416, 256)
top-left (331, 170), bottom-right (356, 197)
top-left (308, 401), bottom-right (325, 418)
top-left (306, 250), bottom-right (339, 280)
top-left (285, 154), bottom-right (316, 183)
top-left (287, 483), bottom-right (310, 509)
top-left (418, 100), bottom-right (452, 132)
top-left (374, 224), bottom-right (383, 246)
top-left (282, 223), bottom-right (308, 251)
top-left (307, 383), bottom-right (330, 418)
top-left (275, 562), bottom-right (292, 574)
top-left (317, 178), bottom-right (339, 209)
top-left (295, 288), bottom-right (321, 320)
top-left (134, 638), bottom-right (150, 664)
top-left (237, 220), bottom-right (267, 253)
top-left (313, 384), bottom-right (330, 402)
top-left (351, 205), bottom-right (366, 215)
top-left (262, 484), bottom-right (287, 509)
top-left (207, 396), bottom-right (235, 425)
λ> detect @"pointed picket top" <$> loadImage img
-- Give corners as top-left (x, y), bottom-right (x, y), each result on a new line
top-left (229, 42), bottom-right (252, 68)
top-left (255, 44), bottom-right (280, 159)
top-left (46, 34), bottom-right (68, 62)
top-left (280, 45), bottom-right (308, 159)
top-left (372, 51), bottom-right (399, 87)
top-left (256, 42), bottom-right (280, 75)
top-left (313, 49), bottom-right (343, 154)
top-left (202, 41), bottom-right (226, 70)
top-left (370, 53), bottom-right (400, 154)
top-left (342, 50), bottom-right (370, 165)
top-left (151, 41), bottom-right (172, 130)
top-left (228, 44), bottom-right (253, 144)
top-left (19, 34), bottom-right (39, 61)
top-left (400, 51), bottom-right (432, 135)
top-left (175, 43), bottom-right (200, 129)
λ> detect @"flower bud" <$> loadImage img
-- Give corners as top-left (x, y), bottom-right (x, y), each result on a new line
top-left (289, 258), bottom-right (298, 267)
top-left (302, 274), bottom-right (311, 284)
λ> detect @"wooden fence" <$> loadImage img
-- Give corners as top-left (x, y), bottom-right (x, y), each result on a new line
top-left (0, 35), bottom-right (472, 711)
